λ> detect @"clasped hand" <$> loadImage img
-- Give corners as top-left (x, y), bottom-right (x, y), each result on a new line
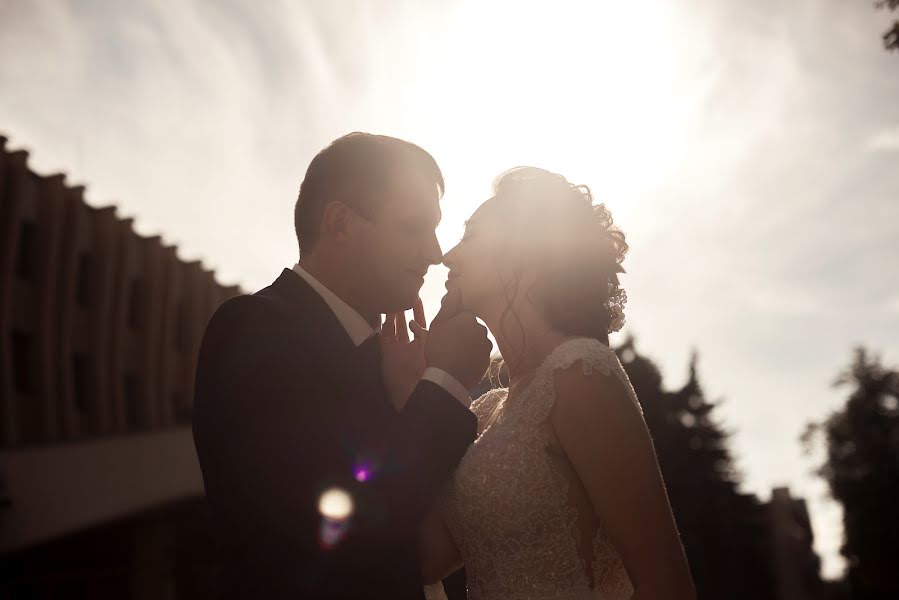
top-left (380, 289), bottom-right (492, 411)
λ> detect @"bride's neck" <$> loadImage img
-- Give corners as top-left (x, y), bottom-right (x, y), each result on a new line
top-left (482, 303), bottom-right (566, 385)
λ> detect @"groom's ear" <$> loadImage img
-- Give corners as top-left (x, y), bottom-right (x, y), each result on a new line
top-left (321, 200), bottom-right (351, 246)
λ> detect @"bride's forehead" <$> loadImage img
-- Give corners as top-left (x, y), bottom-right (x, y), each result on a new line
top-left (466, 196), bottom-right (501, 229)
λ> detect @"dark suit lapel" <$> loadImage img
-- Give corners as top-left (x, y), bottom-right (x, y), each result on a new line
top-left (261, 269), bottom-right (357, 368)
top-left (262, 269), bottom-right (392, 412)
top-left (264, 270), bottom-right (396, 463)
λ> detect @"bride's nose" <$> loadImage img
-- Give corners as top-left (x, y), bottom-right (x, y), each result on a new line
top-left (442, 243), bottom-right (460, 269)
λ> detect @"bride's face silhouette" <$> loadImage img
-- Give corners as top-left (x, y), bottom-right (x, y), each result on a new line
top-left (443, 199), bottom-right (515, 318)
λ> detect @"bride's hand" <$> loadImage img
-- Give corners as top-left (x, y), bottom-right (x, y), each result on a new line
top-left (380, 298), bottom-right (428, 411)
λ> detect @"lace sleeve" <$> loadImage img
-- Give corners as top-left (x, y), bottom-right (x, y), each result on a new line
top-left (470, 387), bottom-right (508, 435)
top-left (531, 338), bottom-right (642, 426)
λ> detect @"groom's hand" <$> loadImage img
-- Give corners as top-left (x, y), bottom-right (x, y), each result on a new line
top-left (426, 287), bottom-right (492, 390)
top-left (381, 299), bottom-right (428, 412)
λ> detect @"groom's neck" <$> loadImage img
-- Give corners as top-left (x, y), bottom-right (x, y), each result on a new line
top-left (298, 255), bottom-right (378, 325)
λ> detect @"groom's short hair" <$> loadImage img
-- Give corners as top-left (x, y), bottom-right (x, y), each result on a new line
top-left (295, 132), bottom-right (445, 254)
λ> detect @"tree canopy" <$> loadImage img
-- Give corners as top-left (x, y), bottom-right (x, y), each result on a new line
top-left (804, 348), bottom-right (899, 598)
top-left (876, 0), bottom-right (899, 51)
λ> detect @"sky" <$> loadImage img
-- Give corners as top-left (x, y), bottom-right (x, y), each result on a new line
top-left (2, 0), bottom-right (898, 579)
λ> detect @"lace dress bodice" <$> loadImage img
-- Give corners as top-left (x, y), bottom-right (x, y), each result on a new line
top-left (441, 338), bottom-right (642, 600)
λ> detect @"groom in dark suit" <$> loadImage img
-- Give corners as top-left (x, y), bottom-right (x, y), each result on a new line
top-left (192, 133), bottom-right (490, 599)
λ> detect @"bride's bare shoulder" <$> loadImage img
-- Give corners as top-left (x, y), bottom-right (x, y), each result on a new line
top-left (547, 349), bottom-right (643, 437)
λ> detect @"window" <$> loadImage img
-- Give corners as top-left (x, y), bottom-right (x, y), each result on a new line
top-left (127, 281), bottom-right (142, 329)
top-left (175, 302), bottom-right (187, 350)
top-left (15, 221), bottom-right (36, 280)
top-left (76, 254), bottom-right (92, 307)
top-left (124, 375), bottom-right (141, 430)
top-left (173, 392), bottom-right (191, 423)
top-left (11, 331), bottom-right (33, 395)
top-left (72, 355), bottom-right (90, 416)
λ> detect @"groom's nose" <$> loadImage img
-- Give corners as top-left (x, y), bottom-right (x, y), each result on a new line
top-left (424, 231), bottom-right (443, 266)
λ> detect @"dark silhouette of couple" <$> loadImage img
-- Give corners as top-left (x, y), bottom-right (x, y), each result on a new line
top-left (192, 133), bottom-right (695, 600)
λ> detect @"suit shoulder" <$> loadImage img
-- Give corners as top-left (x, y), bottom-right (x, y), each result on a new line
top-left (210, 292), bottom-right (278, 323)
top-left (202, 292), bottom-right (305, 350)
top-left (205, 294), bottom-right (269, 334)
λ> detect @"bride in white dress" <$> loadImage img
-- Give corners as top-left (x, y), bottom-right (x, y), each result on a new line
top-left (418, 168), bottom-right (695, 600)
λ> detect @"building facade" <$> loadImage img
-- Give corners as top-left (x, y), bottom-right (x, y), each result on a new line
top-left (768, 486), bottom-right (829, 600)
top-left (0, 134), bottom-right (240, 597)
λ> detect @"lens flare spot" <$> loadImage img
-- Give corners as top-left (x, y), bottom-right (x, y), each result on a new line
top-left (352, 457), bottom-right (379, 482)
top-left (318, 487), bottom-right (354, 521)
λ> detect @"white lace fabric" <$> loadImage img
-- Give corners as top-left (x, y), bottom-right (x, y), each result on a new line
top-left (441, 338), bottom-right (642, 600)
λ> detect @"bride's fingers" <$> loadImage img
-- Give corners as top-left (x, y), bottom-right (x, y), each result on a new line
top-left (381, 313), bottom-right (398, 344)
top-left (412, 297), bottom-right (427, 329)
top-left (410, 320), bottom-right (427, 344)
top-left (432, 287), bottom-right (462, 325)
top-left (395, 310), bottom-right (410, 344)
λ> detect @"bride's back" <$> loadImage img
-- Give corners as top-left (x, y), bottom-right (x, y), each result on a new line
top-left (441, 337), bottom-right (639, 600)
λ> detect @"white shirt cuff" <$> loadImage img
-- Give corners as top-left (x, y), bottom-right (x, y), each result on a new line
top-left (422, 367), bottom-right (472, 407)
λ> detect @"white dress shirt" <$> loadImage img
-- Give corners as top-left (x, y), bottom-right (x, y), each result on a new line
top-left (291, 264), bottom-right (471, 406)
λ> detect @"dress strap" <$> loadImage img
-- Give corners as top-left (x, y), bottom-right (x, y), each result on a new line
top-left (530, 337), bottom-right (642, 425)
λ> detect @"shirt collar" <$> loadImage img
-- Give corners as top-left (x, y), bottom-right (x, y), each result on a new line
top-left (291, 263), bottom-right (378, 347)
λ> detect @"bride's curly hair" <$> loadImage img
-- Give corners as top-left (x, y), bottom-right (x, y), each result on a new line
top-left (489, 166), bottom-right (628, 357)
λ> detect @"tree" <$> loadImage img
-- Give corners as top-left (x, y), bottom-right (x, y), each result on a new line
top-left (615, 338), bottom-right (776, 600)
top-left (804, 348), bottom-right (899, 599)
top-left (876, 0), bottom-right (899, 51)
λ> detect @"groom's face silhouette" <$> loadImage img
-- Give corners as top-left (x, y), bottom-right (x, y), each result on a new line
top-left (345, 169), bottom-right (444, 313)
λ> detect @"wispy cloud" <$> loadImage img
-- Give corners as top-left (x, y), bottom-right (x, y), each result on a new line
top-left (868, 126), bottom-right (899, 151)
top-left (2, 0), bottom-right (897, 580)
